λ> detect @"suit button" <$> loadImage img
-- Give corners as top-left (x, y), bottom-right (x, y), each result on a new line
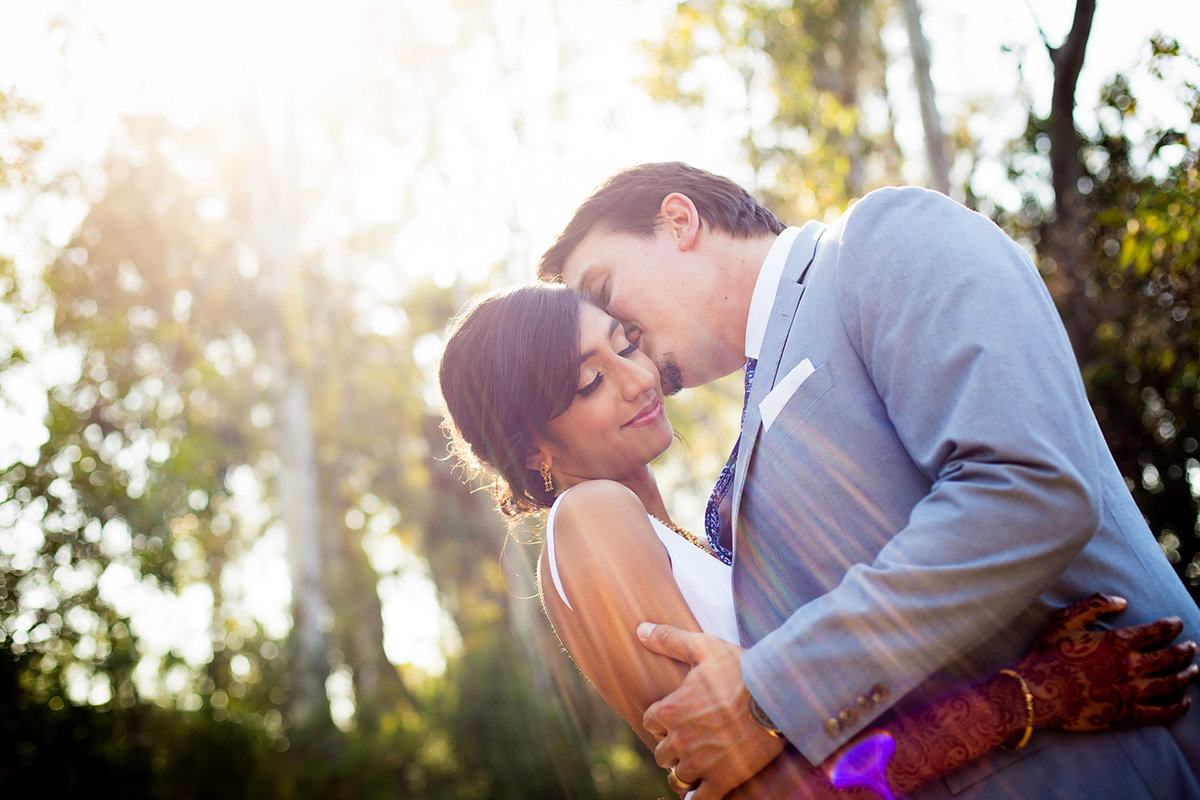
top-left (824, 718), bottom-right (842, 738)
top-left (869, 683), bottom-right (890, 704)
top-left (855, 695), bottom-right (872, 713)
top-left (838, 707), bottom-right (858, 728)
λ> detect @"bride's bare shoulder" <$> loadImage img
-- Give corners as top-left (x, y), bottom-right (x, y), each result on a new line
top-left (539, 480), bottom-right (662, 616)
top-left (558, 479), bottom-right (640, 510)
top-left (554, 481), bottom-right (647, 535)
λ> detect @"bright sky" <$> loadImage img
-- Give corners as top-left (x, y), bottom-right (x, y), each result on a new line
top-left (2, 0), bottom-right (1197, 691)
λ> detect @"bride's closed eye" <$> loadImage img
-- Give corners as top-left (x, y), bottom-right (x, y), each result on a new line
top-left (577, 372), bottom-right (604, 399)
top-left (576, 336), bottom-right (639, 399)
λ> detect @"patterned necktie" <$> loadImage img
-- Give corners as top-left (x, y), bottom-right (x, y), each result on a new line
top-left (704, 358), bottom-right (757, 565)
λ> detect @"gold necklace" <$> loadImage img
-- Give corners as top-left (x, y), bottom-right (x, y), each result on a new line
top-left (650, 514), bottom-right (713, 555)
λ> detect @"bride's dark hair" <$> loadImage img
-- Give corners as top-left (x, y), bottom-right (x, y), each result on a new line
top-left (438, 282), bottom-right (585, 517)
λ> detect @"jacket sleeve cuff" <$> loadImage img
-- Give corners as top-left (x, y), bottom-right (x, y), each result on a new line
top-left (742, 633), bottom-right (902, 765)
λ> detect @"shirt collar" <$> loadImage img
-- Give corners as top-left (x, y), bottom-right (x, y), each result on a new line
top-left (745, 226), bottom-right (801, 361)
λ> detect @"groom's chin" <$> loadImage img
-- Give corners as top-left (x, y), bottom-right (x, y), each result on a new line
top-left (657, 357), bottom-right (684, 397)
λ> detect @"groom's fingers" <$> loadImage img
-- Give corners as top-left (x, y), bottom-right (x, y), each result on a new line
top-left (638, 622), bottom-right (704, 665)
top-left (643, 704), bottom-right (670, 743)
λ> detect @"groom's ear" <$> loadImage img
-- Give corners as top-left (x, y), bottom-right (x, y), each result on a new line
top-left (659, 193), bottom-right (700, 251)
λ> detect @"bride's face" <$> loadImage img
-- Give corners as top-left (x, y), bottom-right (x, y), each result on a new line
top-left (538, 303), bottom-right (674, 488)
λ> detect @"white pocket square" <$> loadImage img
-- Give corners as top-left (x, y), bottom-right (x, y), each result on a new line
top-left (759, 358), bottom-right (815, 432)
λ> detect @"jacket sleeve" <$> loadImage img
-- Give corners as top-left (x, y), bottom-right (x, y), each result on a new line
top-left (742, 187), bottom-right (1102, 764)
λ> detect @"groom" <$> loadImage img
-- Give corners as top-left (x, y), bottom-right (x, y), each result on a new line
top-left (538, 162), bottom-right (1200, 799)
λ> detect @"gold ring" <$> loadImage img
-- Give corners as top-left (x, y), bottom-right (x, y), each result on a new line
top-left (669, 766), bottom-right (697, 791)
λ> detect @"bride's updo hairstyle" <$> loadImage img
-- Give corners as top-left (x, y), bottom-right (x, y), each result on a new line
top-left (438, 282), bottom-right (585, 517)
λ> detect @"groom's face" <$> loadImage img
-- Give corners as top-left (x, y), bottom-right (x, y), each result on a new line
top-left (560, 225), bottom-right (729, 394)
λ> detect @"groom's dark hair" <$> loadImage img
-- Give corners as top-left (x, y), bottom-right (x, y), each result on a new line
top-left (538, 162), bottom-right (784, 281)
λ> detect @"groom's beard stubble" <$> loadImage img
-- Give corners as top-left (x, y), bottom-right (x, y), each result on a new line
top-left (657, 354), bottom-right (683, 397)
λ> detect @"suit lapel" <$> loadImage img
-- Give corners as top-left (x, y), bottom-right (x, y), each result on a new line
top-left (730, 222), bottom-right (825, 556)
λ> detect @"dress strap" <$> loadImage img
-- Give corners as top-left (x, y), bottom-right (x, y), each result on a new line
top-left (545, 492), bottom-right (574, 611)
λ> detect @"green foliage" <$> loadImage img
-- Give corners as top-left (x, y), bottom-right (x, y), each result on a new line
top-left (0, 626), bottom-right (663, 799)
top-left (0, 85), bottom-right (43, 189)
top-left (0, 641), bottom-right (459, 799)
top-left (645, 0), bottom-right (897, 216)
top-left (446, 634), bottom-right (596, 799)
top-left (1, 646), bottom-right (156, 799)
top-left (2, 112), bottom-right (264, 709)
top-left (2, 68), bottom-right (663, 800)
top-left (1001, 37), bottom-right (1200, 599)
top-left (436, 617), bottom-right (666, 799)
top-left (17, 6), bottom-right (1199, 799)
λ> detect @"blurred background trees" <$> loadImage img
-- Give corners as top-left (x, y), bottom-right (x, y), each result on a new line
top-left (1, 0), bottom-right (1197, 796)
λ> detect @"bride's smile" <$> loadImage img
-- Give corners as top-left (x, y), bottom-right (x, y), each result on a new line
top-left (624, 397), bottom-right (664, 428)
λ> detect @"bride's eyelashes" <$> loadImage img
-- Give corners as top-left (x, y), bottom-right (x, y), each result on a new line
top-left (577, 372), bottom-right (603, 399)
top-left (574, 332), bottom-right (640, 400)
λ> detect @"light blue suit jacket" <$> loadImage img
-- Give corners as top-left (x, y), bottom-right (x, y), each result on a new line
top-left (734, 187), bottom-right (1200, 798)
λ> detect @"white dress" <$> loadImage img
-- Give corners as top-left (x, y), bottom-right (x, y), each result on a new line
top-left (545, 490), bottom-right (740, 645)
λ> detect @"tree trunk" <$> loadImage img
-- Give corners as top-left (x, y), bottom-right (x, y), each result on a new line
top-left (253, 68), bottom-right (331, 732)
top-left (899, 0), bottom-right (950, 193)
top-left (1043, 0), bottom-right (1096, 362)
top-left (277, 375), bottom-right (331, 729)
top-left (828, 0), bottom-right (868, 198)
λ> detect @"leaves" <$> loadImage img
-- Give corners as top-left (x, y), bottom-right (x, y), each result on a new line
top-left (1007, 37), bottom-right (1200, 596)
top-left (645, 0), bottom-right (896, 215)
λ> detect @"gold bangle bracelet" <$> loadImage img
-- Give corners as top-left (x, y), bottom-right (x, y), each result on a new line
top-left (997, 669), bottom-right (1034, 751)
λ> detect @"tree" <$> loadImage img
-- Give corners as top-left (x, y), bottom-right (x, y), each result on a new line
top-left (3, 0), bottom-right (677, 792)
top-left (647, 0), bottom-right (951, 217)
top-left (0, 87), bottom-right (157, 709)
top-left (898, 0), bottom-right (949, 193)
top-left (1035, 0), bottom-right (1098, 362)
top-left (999, 32), bottom-right (1200, 601)
top-left (1071, 40), bottom-right (1200, 599)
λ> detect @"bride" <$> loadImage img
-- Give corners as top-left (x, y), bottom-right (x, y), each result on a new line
top-left (437, 281), bottom-right (1196, 798)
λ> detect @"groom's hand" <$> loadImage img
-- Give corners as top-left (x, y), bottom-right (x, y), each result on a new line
top-left (639, 623), bottom-right (785, 799)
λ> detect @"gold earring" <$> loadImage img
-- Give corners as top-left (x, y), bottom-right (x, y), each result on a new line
top-left (540, 462), bottom-right (555, 494)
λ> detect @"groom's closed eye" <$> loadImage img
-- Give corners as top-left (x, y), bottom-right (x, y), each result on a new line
top-left (595, 278), bottom-right (612, 310)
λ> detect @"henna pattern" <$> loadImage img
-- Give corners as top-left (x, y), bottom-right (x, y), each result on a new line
top-left (878, 683), bottom-right (1013, 795)
top-left (728, 595), bottom-right (1197, 799)
top-left (1016, 594), bottom-right (1198, 731)
top-left (872, 594), bottom-right (1196, 796)
top-left (881, 594), bottom-right (1197, 796)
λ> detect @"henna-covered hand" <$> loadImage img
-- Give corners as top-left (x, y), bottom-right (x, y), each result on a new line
top-left (1014, 593), bottom-right (1198, 731)
top-left (721, 595), bottom-right (1195, 800)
